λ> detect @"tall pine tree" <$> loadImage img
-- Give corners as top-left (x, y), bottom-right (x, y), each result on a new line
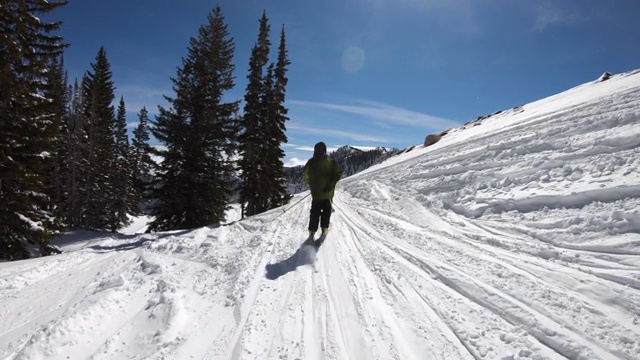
top-left (44, 55), bottom-right (70, 229)
top-left (238, 14), bottom-right (291, 217)
top-left (263, 25), bottom-right (291, 210)
top-left (148, 5), bottom-right (239, 232)
top-left (110, 97), bottom-right (133, 231)
top-left (131, 106), bottom-right (155, 214)
top-left (0, 0), bottom-right (68, 260)
top-left (238, 11), bottom-right (271, 217)
top-left (81, 47), bottom-right (118, 230)
top-left (63, 79), bottom-right (89, 228)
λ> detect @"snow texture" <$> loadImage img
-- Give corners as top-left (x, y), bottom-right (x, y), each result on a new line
top-left (1, 70), bottom-right (640, 359)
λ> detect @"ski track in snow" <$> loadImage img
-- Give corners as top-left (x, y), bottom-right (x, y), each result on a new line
top-left (1, 71), bottom-right (640, 359)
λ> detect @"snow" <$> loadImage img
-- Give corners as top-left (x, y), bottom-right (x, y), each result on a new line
top-left (2, 69), bottom-right (640, 359)
top-left (120, 215), bottom-right (153, 235)
top-left (15, 213), bottom-right (44, 232)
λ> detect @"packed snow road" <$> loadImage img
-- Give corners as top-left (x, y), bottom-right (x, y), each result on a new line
top-left (1, 70), bottom-right (640, 359)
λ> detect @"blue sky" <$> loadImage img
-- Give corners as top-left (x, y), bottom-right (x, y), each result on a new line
top-left (52, 0), bottom-right (640, 166)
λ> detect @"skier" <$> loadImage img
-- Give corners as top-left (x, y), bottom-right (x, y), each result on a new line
top-left (303, 141), bottom-right (342, 246)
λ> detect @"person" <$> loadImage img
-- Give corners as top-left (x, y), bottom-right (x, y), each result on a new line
top-left (304, 141), bottom-right (342, 245)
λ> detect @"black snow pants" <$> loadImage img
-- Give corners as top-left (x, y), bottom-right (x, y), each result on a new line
top-left (308, 199), bottom-right (332, 232)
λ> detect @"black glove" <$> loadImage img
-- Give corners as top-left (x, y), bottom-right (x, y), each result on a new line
top-left (322, 184), bottom-right (331, 193)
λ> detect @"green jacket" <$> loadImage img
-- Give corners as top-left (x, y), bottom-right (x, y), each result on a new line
top-left (304, 155), bottom-right (342, 200)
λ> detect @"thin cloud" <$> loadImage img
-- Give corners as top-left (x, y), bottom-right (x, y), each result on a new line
top-left (118, 84), bottom-right (241, 117)
top-left (289, 99), bottom-right (459, 130)
top-left (288, 123), bottom-right (390, 143)
top-left (285, 157), bottom-right (307, 167)
top-left (295, 145), bottom-right (341, 153)
top-left (117, 84), bottom-right (169, 115)
top-left (533, 3), bottom-right (580, 31)
top-left (361, 0), bottom-right (481, 40)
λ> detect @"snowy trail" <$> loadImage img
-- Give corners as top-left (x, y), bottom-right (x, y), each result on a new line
top-left (1, 70), bottom-right (640, 359)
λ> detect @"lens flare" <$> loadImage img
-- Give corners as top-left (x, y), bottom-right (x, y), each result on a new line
top-left (341, 46), bottom-right (365, 73)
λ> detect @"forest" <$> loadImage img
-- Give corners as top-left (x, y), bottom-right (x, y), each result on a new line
top-left (0, 1), bottom-right (292, 260)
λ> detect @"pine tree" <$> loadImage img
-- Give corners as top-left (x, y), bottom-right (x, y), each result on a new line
top-left (109, 97), bottom-right (133, 231)
top-left (256, 64), bottom-right (276, 213)
top-left (44, 55), bottom-right (70, 229)
top-left (148, 5), bottom-right (239, 232)
top-left (263, 25), bottom-right (291, 209)
top-left (81, 47), bottom-right (117, 230)
top-left (64, 79), bottom-right (89, 228)
top-left (131, 106), bottom-right (155, 214)
top-left (238, 15), bottom-right (291, 217)
top-left (238, 11), bottom-right (271, 217)
top-left (0, 0), bottom-right (68, 260)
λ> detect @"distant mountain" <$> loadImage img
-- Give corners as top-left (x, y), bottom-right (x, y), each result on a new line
top-left (284, 145), bottom-right (402, 194)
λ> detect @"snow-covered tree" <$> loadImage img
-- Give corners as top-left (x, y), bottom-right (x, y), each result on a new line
top-left (0, 0), bottom-right (68, 260)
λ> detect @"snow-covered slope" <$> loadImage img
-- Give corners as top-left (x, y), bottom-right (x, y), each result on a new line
top-left (1, 70), bottom-right (640, 359)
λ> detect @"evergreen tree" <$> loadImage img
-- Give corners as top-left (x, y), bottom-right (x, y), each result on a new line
top-left (0, 0), bottom-right (68, 260)
top-left (131, 106), bottom-right (155, 214)
top-left (64, 79), bottom-right (89, 228)
top-left (238, 11), bottom-right (271, 217)
top-left (255, 64), bottom-right (276, 213)
top-left (44, 55), bottom-right (70, 229)
top-left (263, 25), bottom-right (291, 209)
top-left (109, 97), bottom-right (133, 231)
top-left (149, 105), bottom-right (190, 231)
top-left (238, 14), bottom-right (291, 217)
top-left (148, 5), bottom-right (239, 232)
top-left (81, 47), bottom-right (117, 230)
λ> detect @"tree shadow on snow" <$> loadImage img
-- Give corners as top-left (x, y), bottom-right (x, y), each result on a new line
top-left (87, 229), bottom-right (194, 253)
top-left (52, 228), bottom-right (196, 253)
top-left (88, 237), bottom-right (152, 252)
top-left (265, 244), bottom-right (316, 280)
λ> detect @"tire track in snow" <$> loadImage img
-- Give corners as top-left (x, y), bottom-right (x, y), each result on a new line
top-left (450, 216), bottom-right (640, 332)
top-left (333, 200), bottom-right (491, 360)
top-left (313, 235), bottom-right (366, 360)
top-left (227, 218), bottom-right (290, 359)
top-left (335, 198), bottom-right (488, 359)
top-left (428, 207), bottom-right (640, 340)
top-left (310, 248), bottom-right (341, 360)
top-left (302, 267), bottom-right (324, 360)
top-left (226, 201), bottom-right (328, 359)
top-left (330, 224), bottom-right (399, 359)
top-left (336, 191), bottom-right (639, 360)
top-left (304, 210), bottom-right (372, 359)
top-left (339, 204), bottom-right (567, 358)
